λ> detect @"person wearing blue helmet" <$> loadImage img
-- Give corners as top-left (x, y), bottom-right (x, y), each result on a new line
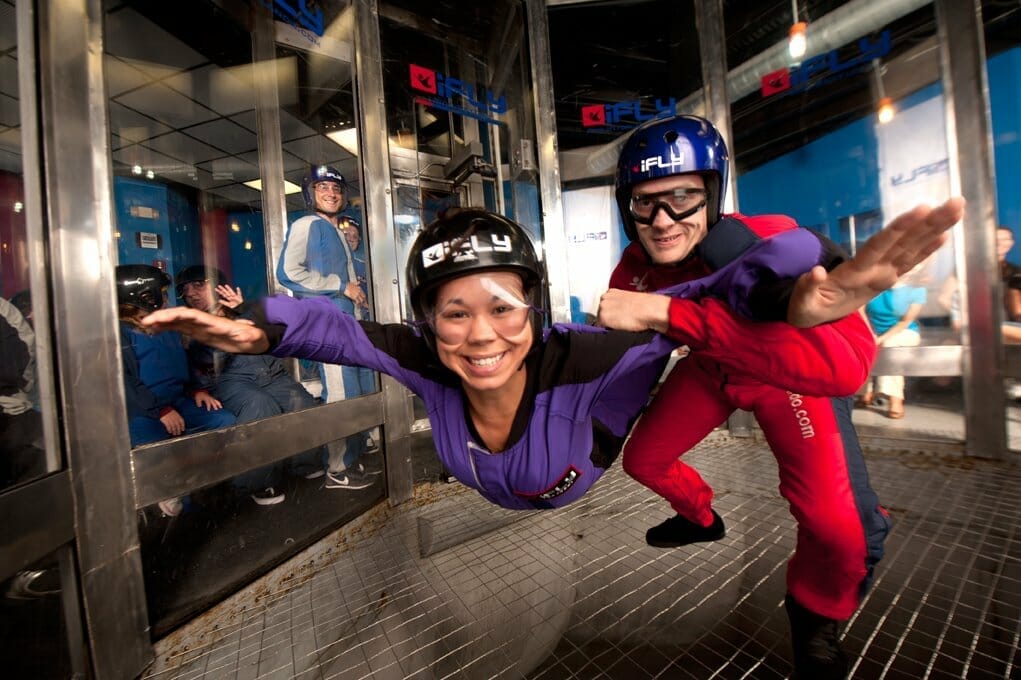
top-left (596, 113), bottom-right (964, 678)
top-left (277, 165), bottom-right (375, 490)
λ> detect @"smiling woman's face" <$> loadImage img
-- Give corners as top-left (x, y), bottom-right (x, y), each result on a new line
top-left (430, 271), bottom-right (533, 395)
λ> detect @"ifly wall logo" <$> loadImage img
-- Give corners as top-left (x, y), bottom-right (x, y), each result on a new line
top-left (581, 98), bottom-right (676, 134)
top-left (260, 0), bottom-right (324, 44)
top-left (761, 30), bottom-right (891, 97)
top-left (409, 64), bottom-right (508, 127)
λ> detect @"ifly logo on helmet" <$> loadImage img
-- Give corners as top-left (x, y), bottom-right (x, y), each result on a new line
top-left (635, 151), bottom-right (686, 173)
top-left (422, 234), bottom-right (513, 269)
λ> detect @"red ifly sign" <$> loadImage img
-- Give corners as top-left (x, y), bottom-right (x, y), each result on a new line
top-left (409, 64), bottom-right (507, 127)
top-left (761, 31), bottom-right (891, 97)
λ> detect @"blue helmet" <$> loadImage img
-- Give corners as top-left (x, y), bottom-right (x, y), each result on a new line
top-left (301, 165), bottom-right (347, 214)
top-left (615, 115), bottom-right (730, 241)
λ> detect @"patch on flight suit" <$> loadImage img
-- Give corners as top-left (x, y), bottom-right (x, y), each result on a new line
top-left (515, 466), bottom-right (581, 501)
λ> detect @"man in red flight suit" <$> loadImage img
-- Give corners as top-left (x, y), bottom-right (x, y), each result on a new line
top-left (596, 114), bottom-right (964, 679)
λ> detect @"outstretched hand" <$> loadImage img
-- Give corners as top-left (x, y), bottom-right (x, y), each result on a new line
top-left (141, 307), bottom-right (270, 354)
top-left (215, 284), bottom-right (244, 309)
top-left (787, 196), bottom-right (965, 328)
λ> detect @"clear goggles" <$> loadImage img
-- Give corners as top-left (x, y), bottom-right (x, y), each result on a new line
top-left (629, 188), bottom-right (707, 225)
top-left (426, 275), bottom-right (536, 345)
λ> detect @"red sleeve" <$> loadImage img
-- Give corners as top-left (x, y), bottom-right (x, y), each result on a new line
top-left (731, 213), bottom-right (798, 238)
top-left (609, 242), bottom-right (645, 290)
top-left (664, 297), bottom-right (876, 397)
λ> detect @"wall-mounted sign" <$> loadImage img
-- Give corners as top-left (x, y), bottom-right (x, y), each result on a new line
top-left (409, 64), bottom-right (507, 127)
top-left (259, 0), bottom-right (323, 44)
top-left (580, 99), bottom-right (676, 134)
top-left (129, 205), bottom-right (159, 219)
top-left (136, 232), bottom-right (162, 249)
top-left (761, 30), bottom-right (891, 98)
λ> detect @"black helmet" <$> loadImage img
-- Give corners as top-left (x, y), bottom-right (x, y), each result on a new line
top-left (175, 265), bottom-right (226, 299)
top-left (301, 165), bottom-right (347, 214)
top-left (405, 209), bottom-right (545, 344)
top-left (116, 264), bottom-right (171, 313)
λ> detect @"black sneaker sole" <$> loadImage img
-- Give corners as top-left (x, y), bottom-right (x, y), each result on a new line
top-left (646, 529), bottom-right (726, 548)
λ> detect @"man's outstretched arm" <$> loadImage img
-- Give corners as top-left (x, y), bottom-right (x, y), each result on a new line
top-left (787, 197), bottom-right (965, 328)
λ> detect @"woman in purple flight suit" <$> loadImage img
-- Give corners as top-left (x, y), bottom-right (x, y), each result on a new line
top-left (136, 209), bottom-right (891, 511)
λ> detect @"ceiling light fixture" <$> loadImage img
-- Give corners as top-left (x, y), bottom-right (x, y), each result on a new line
top-left (872, 60), bottom-right (895, 124)
top-left (788, 1), bottom-right (807, 60)
top-left (243, 178), bottom-right (302, 194)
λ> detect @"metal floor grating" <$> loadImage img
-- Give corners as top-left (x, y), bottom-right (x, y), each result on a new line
top-left (143, 435), bottom-right (1021, 679)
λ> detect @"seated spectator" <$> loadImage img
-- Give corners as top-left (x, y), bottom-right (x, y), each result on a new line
top-left (117, 264), bottom-right (236, 516)
top-left (176, 266), bottom-right (352, 503)
top-left (1, 295), bottom-right (45, 488)
top-left (860, 278), bottom-right (927, 419)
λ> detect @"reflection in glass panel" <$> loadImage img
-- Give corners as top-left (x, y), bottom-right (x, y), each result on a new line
top-left (103, 0), bottom-right (385, 635)
top-left (379, 0), bottom-right (543, 314)
top-left (139, 435), bottom-right (384, 635)
top-left (1, 0), bottom-right (48, 492)
top-left (726, 2), bottom-right (963, 436)
top-left (0, 550), bottom-right (74, 678)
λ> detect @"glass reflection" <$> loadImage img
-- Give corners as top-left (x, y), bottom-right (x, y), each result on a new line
top-left (1, 0), bottom-right (47, 492)
top-left (139, 436), bottom-right (383, 635)
top-left (0, 551), bottom-right (74, 678)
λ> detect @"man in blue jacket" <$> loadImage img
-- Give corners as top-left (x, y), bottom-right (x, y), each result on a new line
top-left (277, 165), bottom-right (373, 489)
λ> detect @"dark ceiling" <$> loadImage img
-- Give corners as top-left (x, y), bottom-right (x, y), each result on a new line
top-left (547, 0), bottom-right (1021, 173)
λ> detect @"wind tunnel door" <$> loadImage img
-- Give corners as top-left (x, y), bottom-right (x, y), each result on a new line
top-left (376, 0), bottom-right (546, 439)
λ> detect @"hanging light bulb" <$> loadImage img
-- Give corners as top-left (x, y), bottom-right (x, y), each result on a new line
top-left (788, 0), bottom-right (806, 60)
top-left (877, 97), bottom-right (895, 124)
top-left (789, 21), bottom-right (807, 59)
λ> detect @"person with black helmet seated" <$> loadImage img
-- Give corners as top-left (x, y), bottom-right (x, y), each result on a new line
top-left (277, 165), bottom-right (374, 490)
top-left (139, 207), bottom-right (954, 516)
top-left (175, 265), bottom-right (334, 507)
top-left (597, 113), bottom-right (964, 679)
top-left (116, 264), bottom-right (236, 517)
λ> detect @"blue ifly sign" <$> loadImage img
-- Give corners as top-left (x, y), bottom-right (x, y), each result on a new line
top-left (260, 0), bottom-right (324, 44)
top-left (761, 30), bottom-right (891, 97)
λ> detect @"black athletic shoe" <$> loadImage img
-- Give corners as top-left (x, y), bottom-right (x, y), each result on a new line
top-left (645, 510), bottom-right (726, 548)
top-left (785, 594), bottom-right (849, 680)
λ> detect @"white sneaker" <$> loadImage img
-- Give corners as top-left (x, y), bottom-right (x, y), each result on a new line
top-left (251, 487), bottom-right (285, 506)
top-left (158, 497), bottom-right (183, 517)
top-left (303, 469), bottom-right (326, 479)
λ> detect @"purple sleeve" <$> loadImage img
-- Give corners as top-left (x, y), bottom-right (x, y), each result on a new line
top-left (262, 294), bottom-right (434, 396)
top-left (656, 228), bottom-right (823, 319)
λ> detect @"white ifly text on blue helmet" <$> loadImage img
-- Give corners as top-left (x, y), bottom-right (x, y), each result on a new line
top-left (421, 234), bottom-right (514, 269)
top-left (639, 151), bottom-right (687, 173)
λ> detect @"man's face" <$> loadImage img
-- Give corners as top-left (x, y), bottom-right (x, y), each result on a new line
top-left (313, 180), bottom-right (344, 214)
top-left (631, 173), bottom-right (708, 265)
top-left (181, 279), bottom-right (215, 313)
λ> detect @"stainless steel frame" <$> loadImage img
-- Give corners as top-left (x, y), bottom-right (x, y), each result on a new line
top-left (355, 0), bottom-right (415, 504)
top-left (526, 0), bottom-right (570, 323)
top-left (935, 0), bottom-right (1006, 459)
top-left (35, 0), bottom-right (153, 676)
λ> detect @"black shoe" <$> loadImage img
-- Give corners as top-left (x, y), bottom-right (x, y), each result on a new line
top-left (646, 510), bottom-right (725, 548)
top-left (785, 595), bottom-right (849, 680)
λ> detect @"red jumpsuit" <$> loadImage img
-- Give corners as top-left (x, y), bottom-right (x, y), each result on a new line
top-left (611, 213), bottom-right (891, 620)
